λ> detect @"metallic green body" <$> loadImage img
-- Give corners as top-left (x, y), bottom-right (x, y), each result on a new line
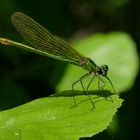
top-left (81, 58), bottom-right (97, 73)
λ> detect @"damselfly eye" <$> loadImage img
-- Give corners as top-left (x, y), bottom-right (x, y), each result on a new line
top-left (102, 65), bottom-right (108, 71)
top-left (101, 65), bottom-right (109, 76)
top-left (97, 67), bottom-right (102, 74)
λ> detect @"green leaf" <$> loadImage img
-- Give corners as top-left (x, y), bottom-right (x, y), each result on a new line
top-left (57, 32), bottom-right (139, 93)
top-left (0, 91), bottom-right (123, 140)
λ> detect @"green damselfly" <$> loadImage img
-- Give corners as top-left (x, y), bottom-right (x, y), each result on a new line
top-left (0, 12), bottom-right (116, 108)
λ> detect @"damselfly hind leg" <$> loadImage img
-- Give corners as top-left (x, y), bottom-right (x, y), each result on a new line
top-left (71, 73), bottom-right (89, 108)
top-left (85, 75), bottom-right (95, 110)
top-left (71, 73), bottom-right (96, 109)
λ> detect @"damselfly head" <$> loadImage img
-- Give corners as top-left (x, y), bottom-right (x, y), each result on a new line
top-left (97, 65), bottom-right (108, 76)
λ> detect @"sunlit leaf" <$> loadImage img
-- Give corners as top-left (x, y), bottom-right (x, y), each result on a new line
top-left (0, 91), bottom-right (123, 140)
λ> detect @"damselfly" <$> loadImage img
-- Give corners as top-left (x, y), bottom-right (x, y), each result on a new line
top-left (0, 12), bottom-right (116, 108)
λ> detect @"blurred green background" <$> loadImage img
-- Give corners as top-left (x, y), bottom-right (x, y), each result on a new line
top-left (0, 0), bottom-right (139, 140)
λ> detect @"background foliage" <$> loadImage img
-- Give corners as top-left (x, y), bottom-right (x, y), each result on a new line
top-left (0, 0), bottom-right (139, 140)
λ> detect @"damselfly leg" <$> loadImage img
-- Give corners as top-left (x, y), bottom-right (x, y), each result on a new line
top-left (72, 73), bottom-right (95, 109)
top-left (97, 76), bottom-right (113, 102)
